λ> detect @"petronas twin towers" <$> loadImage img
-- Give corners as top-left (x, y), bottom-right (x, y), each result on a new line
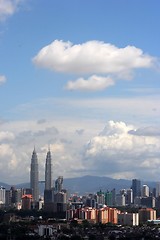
top-left (45, 149), bottom-right (53, 190)
top-left (30, 147), bottom-right (52, 202)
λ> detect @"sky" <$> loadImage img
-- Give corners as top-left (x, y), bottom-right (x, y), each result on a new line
top-left (0, 0), bottom-right (160, 185)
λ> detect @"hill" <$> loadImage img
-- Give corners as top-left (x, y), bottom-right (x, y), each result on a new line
top-left (63, 175), bottom-right (131, 195)
top-left (1, 176), bottom-right (157, 195)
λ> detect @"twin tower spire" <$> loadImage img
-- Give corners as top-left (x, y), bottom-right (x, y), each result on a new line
top-left (30, 147), bottom-right (52, 202)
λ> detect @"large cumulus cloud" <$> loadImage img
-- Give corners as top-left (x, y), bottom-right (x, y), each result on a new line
top-left (33, 40), bottom-right (155, 74)
top-left (84, 121), bottom-right (160, 180)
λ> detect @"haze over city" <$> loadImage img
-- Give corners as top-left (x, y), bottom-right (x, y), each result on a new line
top-left (0, 0), bottom-right (160, 185)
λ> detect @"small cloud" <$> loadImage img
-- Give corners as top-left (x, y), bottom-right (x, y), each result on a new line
top-left (41, 142), bottom-right (65, 155)
top-left (0, 0), bottom-right (23, 22)
top-left (76, 129), bottom-right (85, 135)
top-left (37, 119), bottom-right (46, 124)
top-left (0, 131), bottom-right (15, 142)
top-left (34, 127), bottom-right (59, 137)
top-left (65, 75), bottom-right (114, 91)
top-left (0, 75), bottom-right (6, 85)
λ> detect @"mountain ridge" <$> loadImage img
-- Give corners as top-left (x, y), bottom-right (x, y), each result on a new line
top-left (1, 175), bottom-right (157, 195)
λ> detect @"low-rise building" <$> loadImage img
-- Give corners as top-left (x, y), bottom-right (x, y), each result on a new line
top-left (66, 206), bottom-right (119, 224)
top-left (139, 208), bottom-right (156, 224)
top-left (118, 212), bottom-right (139, 226)
top-left (22, 194), bottom-right (32, 210)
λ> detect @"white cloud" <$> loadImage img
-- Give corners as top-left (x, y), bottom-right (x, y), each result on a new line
top-left (33, 40), bottom-right (155, 77)
top-left (84, 121), bottom-right (160, 180)
top-left (7, 96), bottom-right (160, 130)
top-left (1, 117), bottom-right (160, 184)
top-left (0, 118), bottom-right (90, 184)
top-left (129, 126), bottom-right (160, 136)
top-left (99, 121), bottom-right (133, 136)
top-left (0, 75), bottom-right (6, 85)
top-left (33, 40), bottom-right (157, 91)
top-left (0, 0), bottom-right (23, 21)
top-left (1, 95), bottom-right (160, 184)
top-left (65, 75), bottom-right (114, 91)
top-left (0, 144), bottom-right (18, 174)
top-left (0, 131), bottom-right (14, 142)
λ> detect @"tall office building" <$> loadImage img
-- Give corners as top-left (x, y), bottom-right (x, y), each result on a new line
top-left (30, 148), bottom-right (39, 202)
top-left (131, 179), bottom-right (141, 201)
top-left (126, 189), bottom-right (133, 205)
top-left (156, 182), bottom-right (160, 197)
top-left (45, 149), bottom-right (53, 190)
top-left (55, 176), bottom-right (63, 192)
top-left (0, 186), bottom-right (5, 204)
top-left (142, 185), bottom-right (149, 197)
top-left (44, 149), bottom-right (53, 205)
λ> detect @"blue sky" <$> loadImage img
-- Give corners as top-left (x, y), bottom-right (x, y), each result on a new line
top-left (0, 0), bottom-right (160, 185)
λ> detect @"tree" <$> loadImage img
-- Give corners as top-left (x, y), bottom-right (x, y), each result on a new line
top-left (89, 234), bottom-right (96, 240)
top-left (70, 219), bottom-right (78, 228)
top-left (71, 235), bottom-right (82, 240)
top-left (58, 235), bottom-right (70, 240)
top-left (82, 220), bottom-right (90, 229)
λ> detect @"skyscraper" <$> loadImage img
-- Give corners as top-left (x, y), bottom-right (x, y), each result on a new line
top-left (55, 176), bottom-right (63, 192)
top-left (156, 182), bottom-right (160, 197)
top-left (45, 149), bottom-right (53, 190)
top-left (142, 184), bottom-right (149, 197)
top-left (30, 148), bottom-right (39, 202)
top-left (131, 179), bottom-right (141, 202)
top-left (0, 186), bottom-right (5, 204)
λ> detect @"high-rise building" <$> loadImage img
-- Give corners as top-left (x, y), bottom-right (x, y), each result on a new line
top-left (5, 189), bottom-right (12, 208)
top-left (116, 193), bottom-right (125, 206)
top-left (120, 189), bottom-right (133, 205)
top-left (22, 194), bottom-right (32, 210)
top-left (96, 190), bottom-right (105, 205)
top-left (45, 149), bottom-right (53, 190)
top-left (156, 182), bottom-right (160, 197)
top-left (105, 191), bottom-right (113, 206)
top-left (126, 189), bottom-right (133, 205)
top-left (44, 149), bottom-right (53, 205)
top-left (142, 185), bottom-right (149, 197)
top-left (131, 179), bottom-right (141, 201)
top-left (0, 186), bottom-right (5, 204)
top-left (141, 196), bottom-right (155, 208)
top-left (30, 148), bottom-right (39, 202)
top-left (10, 186), bottom-right (22, 209)
top-left (111, 188), bottom-right (116, 206)
top-left (55, 176), bottom-right (63, 192)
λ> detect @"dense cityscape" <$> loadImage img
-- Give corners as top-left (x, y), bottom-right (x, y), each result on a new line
top-left (0, 149), bottom-right (160, 239)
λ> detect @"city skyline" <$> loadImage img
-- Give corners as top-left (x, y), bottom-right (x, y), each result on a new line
top-left (0, 0), bottom-right (160, 184)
